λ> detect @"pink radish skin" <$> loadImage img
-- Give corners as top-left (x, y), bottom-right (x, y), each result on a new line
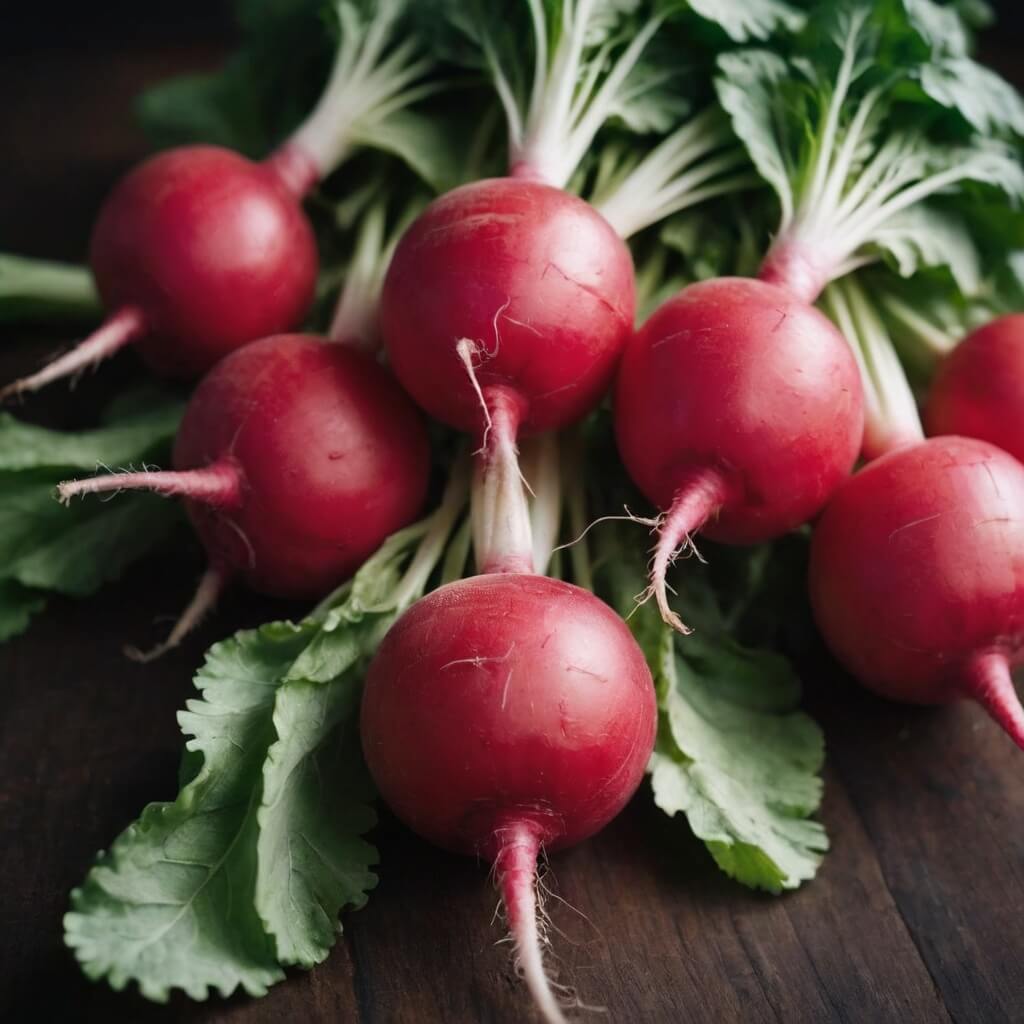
top-left (615, 276), bottom-right (863, 632)
top-left (58, 334), bottom-right (430, 655)
top-left (361, 573), bottom-right (656, 1022)
top-left (926, 314), bottom-right (1024, 464)
top-left (809, 436), bottom-right (1024, 747)
top-left (381, 177), bottom-right (636, 437)
top-left (91, 146), bottom-right (318, 378)
top-left (3, 145), bottom-right (319, 398)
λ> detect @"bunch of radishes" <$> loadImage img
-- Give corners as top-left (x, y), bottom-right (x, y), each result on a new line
top-left (7, 0), bottom-right (1024, 1020)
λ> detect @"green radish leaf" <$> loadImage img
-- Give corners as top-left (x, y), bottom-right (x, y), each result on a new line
top-left (686, 0), bottom-right (806, 43)
top-left (714, 50), bottom-right (793, 214)
top-left (65, 519), bottom-right (445, 1000)
top-left (0, 580), bottom-right (46, 642)
top-left (350, 106), bottom-right (466, 194)
top-left (0, 253), bottom-right (101, 324)
top-left (137, 59), bottom-right (271, 157)
top-left (255, 678), bottom-right (377, 967)
top-left (900, 0), bottom-right (973, 55)
top-left (0, 396), bottom-right (184, 600)
top-left (591, 466), bottom-right (826, 893)
top-left (253, 526), bottom-right (430, 966)
top-left (869, 204), bottom-right (983, 295)
top-left (137, 0), bottom-right (328, 157)
top-left (0, 402), bottom-right (182, 472)
top-left (0, 476), bottom-right (180, 597)
top-left (917, 57), bottom-right (1024, 136)
top-left (647, 624), bottom-right (828, 893)
top-left (715, 7), bottom-right (1024, 292)
top-left (64, 621), bottom-right (311, 1001)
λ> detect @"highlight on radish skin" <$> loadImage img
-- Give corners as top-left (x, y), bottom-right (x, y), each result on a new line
top-left (382, 178), bottom-right (636, 437)
top-left (360, 573), bottom-right (656, 1022)
top-left (57, 334), bottom-right (430, 656)
top-left (615, 277), bottom-right (864, 633)
top-left (809, 436), bottom-right (1024, 747)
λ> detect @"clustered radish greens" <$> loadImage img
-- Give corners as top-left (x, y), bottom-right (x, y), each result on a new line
top-left (3, 0), bottom-right (1023, 1020)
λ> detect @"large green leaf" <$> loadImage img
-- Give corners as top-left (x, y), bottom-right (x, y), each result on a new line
top-left (593, 482), bottom-right (827, 893)
top-left (64, 622), bottom-right (310, 1000)
top-left (648, 625), bottom-right (828, 892)
top-left (66, 520), bottom-right (441, 1000)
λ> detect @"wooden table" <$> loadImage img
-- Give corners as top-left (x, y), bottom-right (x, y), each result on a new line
top-left (3, 10), bottom-right (1023, 1023)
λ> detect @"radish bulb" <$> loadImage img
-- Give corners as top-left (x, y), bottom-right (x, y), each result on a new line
top-left (926, 313), bottom-right (1024, 464)
top-left (810, 436), bottom-right (1024, 747)
top-left (3, 0), bottom-right (431, 398)
top-left (812, 274), bottom-right (1024, 747)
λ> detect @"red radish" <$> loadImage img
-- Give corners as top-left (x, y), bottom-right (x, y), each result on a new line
top-left (809, 435), bottom-right (1024, 747)
top-left (361, 573), bottom-right (656, 1023)
top-left (2, 2), bottom-right (430, 398)
top-left (366, 17), bottom-right (670, 994)
top-left (359, 369), bottom-right (655, 1019)
top-left (58, 334), bottom-right (430, 659)
top-left (379, 3), bottom-right (666, 463)
top-left (381, 178), bottom-right (635, 436)
top-left (614, 277), bottom-right (863, 632)
top-left (926, 314), bottom-right (1024, 464)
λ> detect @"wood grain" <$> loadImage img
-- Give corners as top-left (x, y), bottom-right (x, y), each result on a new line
top-left (1, 9), bottom-right (1021, 1023)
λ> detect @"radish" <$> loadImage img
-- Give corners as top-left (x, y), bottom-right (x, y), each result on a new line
top-left (361, 574), bottom-right (655, 1022)
top-left (380, 2), bottom-right (673, 450)
top-left (2, 0), bottom-right (431, 398)
top-left (615, 277), bottom-right (862, 632)
top-left (362, 436), bottom-right (655, 1022)
top-left (57, 333), bottom-right (429, 658)
top-left (612, 11), bottom-right (1024, 633)
top-left (926, 314), bottom-right (1024, 464)
top-left (368, 12), bottom-right (669, 995)
top-left (809, 435), bottom-right (1024, 747)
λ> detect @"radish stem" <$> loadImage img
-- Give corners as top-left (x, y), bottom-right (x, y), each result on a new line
top-left (57, 458), bottom-right (243, 509)
top-left (471, 388), bottom-right (534, 575)
top-left (124, 564), bottom-right (229, 663)
top-left (494, 821), bottom-right (569, 1024)
top-left (651, 467), bottom-right (734, 634)
top-left (274, 0), bottom-right (433, 189)
top-left (963, 650), bottom-right (1024, 751)
top-left (1, 306), bottom-right (145, 401)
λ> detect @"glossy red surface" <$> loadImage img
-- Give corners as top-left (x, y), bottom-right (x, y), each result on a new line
top-left (174, 334), bottom-right (430, 598)
top-left (926, 314), bottom-right (1024, 464)
top-left (615, 277), bottom-right (864, 543)
top-left (90, 145), bottom-right (317, 377)
top-left (809, 436), bottom-right (1024, 703)
top-left (380, 177), bottom-right (635, 435)
top-left (360, 574), bottom-right (657, 857)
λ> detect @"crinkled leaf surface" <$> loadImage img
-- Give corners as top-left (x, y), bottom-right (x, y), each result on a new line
top-left (595, 504), bottom-right (827, 893)
top-left (64, 622), bottom-right (307, 1001)
top-left (65, 524), bottom-right (428, 999)
top-left (688, 0), bottom-right (806, 43)
top-left (648, 624), bottom-right (828, 892)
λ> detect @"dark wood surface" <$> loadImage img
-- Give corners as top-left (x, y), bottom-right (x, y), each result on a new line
top-left (3, 12), bottom-right (1024, 1024)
